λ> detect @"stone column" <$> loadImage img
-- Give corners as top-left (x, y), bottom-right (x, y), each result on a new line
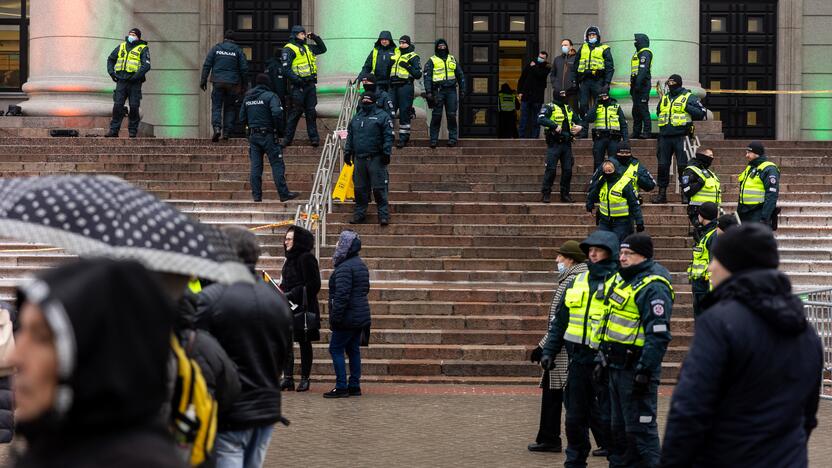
top-left (776, 0), bottom-right (802, 140)
top-left (313, 0), bottom-right (415, 116)
top-left (21, 0), bottom-right (135, 116)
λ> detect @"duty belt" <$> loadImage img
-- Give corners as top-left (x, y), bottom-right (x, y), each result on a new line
top-left (601, 342), bottom-right (642, 368)
top-left (250, 128), bottom-right (274, 134)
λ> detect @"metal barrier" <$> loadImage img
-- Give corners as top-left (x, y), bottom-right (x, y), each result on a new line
top-left (294, 80), bottom-right (361, 259)
top-left (800, 287), bottom-right (832, 400)
top-left (673, 133), bottom-right (701, 194)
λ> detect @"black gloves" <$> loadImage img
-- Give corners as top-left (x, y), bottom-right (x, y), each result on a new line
top-left (539, 354), bottom-right (554, 370)
top-left (633, 371), bottom-right (650, 396)
top-left (343, 152), bottom-right (353, 166)
top-left (530, 346), bottom-right (543, 363)
top-left (381, 153), bottom-right (391, 165)
top-left (109, 73), bottom-right (118, 82)
top-left (636, 223), bottom-right (645, 232)
top-left (200, 80), bottom-right (208, 91)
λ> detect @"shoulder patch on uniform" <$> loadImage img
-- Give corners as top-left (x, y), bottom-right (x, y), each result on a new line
top-left (652, 303), bottom-right (665, 316)
top-left (769, 176), bottom-right (777, 184)
top-left (640, 56), bottom-right (646, 62)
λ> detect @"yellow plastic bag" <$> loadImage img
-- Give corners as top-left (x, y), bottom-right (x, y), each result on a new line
top-left (332, 163), bottom-right (355, 202)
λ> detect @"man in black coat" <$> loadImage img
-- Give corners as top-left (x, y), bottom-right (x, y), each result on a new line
top-left (201, 29), bottom-right (250, 142)
top-left (106, 28), bottom-right (151, 138)
top-left (359, 30), bottom-right (396, 91)
top-left (661, 224), bottom-right (823, 468)
top-left (517, 50), bottom-right (551, 139)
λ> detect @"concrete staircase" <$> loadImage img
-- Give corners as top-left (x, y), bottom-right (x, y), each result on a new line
top-left (0, 137), bottom-right (830, 384)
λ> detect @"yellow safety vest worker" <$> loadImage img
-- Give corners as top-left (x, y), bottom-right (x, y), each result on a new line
top-left (621, 162), bottom-right (641, 195)
top-left (738, 161), bottom-right (778, 205)
top-left (430, 55), bottom-right (458, 83)
top-left (577, 44), bottom-right (610, 73)
top-left (563, 272), bottom-right (616, 349)
top-left (658, 92), bottom-right (692, 127)
top-left (630, 47), bottom-right (652, 77)
top-left (597, 274), bottom-right (675, 347)
top-left (687, 166), bottom-right (721, 205)
top-left (114, 42), bottom-right (147, 73)
top-left (498, 92), bottom-right (515, 112)
top-left (545, 104), bottom-right (574, 128)
top-left (598, 176), bottom-right (631, 218)
top-left (390, 49), bottom-right (418, 80)
top-left (595, 103), bottom-right (621, 131)
top-left (285, 43), bottom-right (317, 78)
top-left (688, 228), bottom-right (717, 281)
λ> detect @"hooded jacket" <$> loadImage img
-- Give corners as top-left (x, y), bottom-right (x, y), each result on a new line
top-left (106, 38), bottom-right (151, 82)
top-left (281, 225), bottom-right (321, 342)
top-left (631, 34), bottom-right (652, 90)
top-left (281, 26), bottom-right (327, 84)
top-left (661, 269), bottom-right (823, 468)
top-left (586, 159), bottom-right (645, 225)
top-left (328, 233), bottom-right (371, 331)
top-left (423, 38), bottom-right (465, 91)
top-left (574, 26), bottom-right (614, 84)
top-left (13, 259), bottom-right (183, 468)
top-left (201, 39), bottom-right (249, 85)
top-left (238, 84), bottom-right (283, 131)
top-left (360, 31), bottom-right (397, 86)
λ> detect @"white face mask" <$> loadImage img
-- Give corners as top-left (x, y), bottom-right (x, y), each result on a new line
top-left (561, 46), bottom-right (570, 54)
top-left (557, 262), bottom-right (566, 273)
top-left (127, 35), bottom-right (138, 43)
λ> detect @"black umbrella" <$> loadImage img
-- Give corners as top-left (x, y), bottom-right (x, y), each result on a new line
top-left (0, 175), bottom-right (253, 284)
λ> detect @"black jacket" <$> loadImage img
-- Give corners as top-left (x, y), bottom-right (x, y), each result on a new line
top-left (201, 39), bottom-right (249, 85)
top-left (661, 269), bottom-right (823, 468)
top-left (737, 155), bottom-right (780, 221)
top-left (106, 39), bottom-right (151, 82)
top-left (656, 86), bottom-right (707, 137)
top-left (586, 159), bottom-right (645, 225)
top-left (360, 31), bottom-right (397, 87)
top-left (423, 38), bottom-right (465, 92)
top-left (196, 279), bottom-right (292, 431)
top-left (265, 56), bottom-right (288, 99)
top-left (282, 26), bottom-right (327, 84)
top-left (281, 225), bottom-right (322, 342)
top-left (0, 301), bottom-right (15, 444)
top-left (681, 156), bottom-right (717, 200)
top-left (239, 85), bottom-right (283, 131)
top-left (549, 51), bottom-right (578, 96)
top-left (328, 236), bottom-right (371, 331)
top-left (631, 33), bottom-right (652, 91)
top-left (537, 101), bottom-right (576, 144)
top-left (582, 97), bottom-right (629, 141)
top-left (344, 103), bottom-right (394, 157)
top-left (517, 59), bottom-right (551, 103)
top-left (574, 26), bottom-right (614, 85)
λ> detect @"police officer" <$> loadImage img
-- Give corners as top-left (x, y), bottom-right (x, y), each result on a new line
top-left (540, 230), bottom-right (619, 466)
top-left (652, 74), bottom-right (707, 204)
top-left (538, 90), bottom-right (583, 203)
top-left (630, 33), bottom-right (653, 139)
top-left (583, 87), bottom-right (628, 170)
top-left (106, 28), bottom-right (151, 138)
top-left (424, 38), bottom-right (465, 148)
top-left (738, 140), bottom-right (780, 225)
top-left (360, 31), bottom-right (397, 91)
top-left (613, 142), bottom-right (656, 198)
top-left (497, 82), bottom-right (519, 139)
top-left (682, 148), bottom-right (721, 239)
top-left (587, 159), bottom-right (644, 243)
top-left (574, 26), bottom-right (613, 139)
top-left (596, 233), bottom-right (673, 468)
top-left (360, 73), bottom-right (394, 118)
top-left (200, 29), bottom-right (249, 142)
top-left (344, 92), bottom-right (394, 226)
top-left (687, 201), bottom-right (719, 318)
top-left (390, 35), bottom-right (422, 148)
top-left (265, 53), bottom-right (288, 136)
top-left (282, 25), bottom-right (327, 147)
top-left (239, 74), bottom-right (298, 203)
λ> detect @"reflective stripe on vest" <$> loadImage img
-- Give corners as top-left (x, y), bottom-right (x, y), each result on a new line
top-left (599, 274), bottom-right (675, 347)
top-left (430, 55), bottom-right (457, 83)
top-left (595, 103), bottom-right (621, 131)
top-left (545, 104), bottom-right (573, 127)
top-left (630, 47), bottom-right (652, 77)
top-left (658, 92), bottom-right (692, 127)
top-left (285, 43), bottom-right (317, 78)
top-left (577, 44), bottom-right (609, 73)
top-left (687, 166), bottom-right (722, 205)
top-left (599, 176), bottom-right (631, 218)
top-left (621, 162), bottom-right (640, 195)
top-left (688, 228), bottom-right (717, 281)
top-left (563, 272), bottom-right (615, 349)
top-left (391, 50), bottom-right (418, 80)
top-left (115, 42), bottom-right (147, 73)
top-left (498, 93), bottom-right (515, 111)
top-left (738, 161), bottom-right (777, 205)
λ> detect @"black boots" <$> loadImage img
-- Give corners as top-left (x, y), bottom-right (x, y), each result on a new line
top-left (296, 378), bottom-right (310, 392)
top-left (541, 192), bottom-right (551, 204)
top-left (280, 377), bottom-right (295, 391)
top-left (560, 192), bottom-right (574, 203)
top-left (212, 127), bottom-right (221, 142)
top-left (651, 187), bottom-right (668, 204)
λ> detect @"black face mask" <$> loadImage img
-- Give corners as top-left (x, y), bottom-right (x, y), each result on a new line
top-left (604, 171), bottom-right (616, 180)
top-left (617, 154), bottom-right (631, 165)
top-left (696, 154), bottom-right (713, 168)
top-left (363, 83), bottom-right (376, 92)
top-left (668, 83), bottom-right (681, 92)
top-left (360, 100), bottom-right (375, 109)
top-left (599, 97), bottom-right (610, 105)
top-left (634, 42), bottom-right (639, 49)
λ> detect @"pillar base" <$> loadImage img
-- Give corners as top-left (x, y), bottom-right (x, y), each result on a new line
top-left (20, 76), bottom-right (115, 117)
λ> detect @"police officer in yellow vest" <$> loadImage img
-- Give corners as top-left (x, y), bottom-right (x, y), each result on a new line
top-left (583, 88), bottom-right (629, 170)
top-left (574, 26), bottom-right (614, 139)
top-left (652, 74), bottom-right (707, 203)
top-left (282, 25), bottom-right (327, 147)
top-left (681, 148), bottom-right (721, 240)
top-left (687, 202), bottom-right (719, 317)
top-left (541, 230), bottom-right (620, 465)
top-left (424, 38), bottom-right (465, 148)
top-left (587, 159), bottom-right (645, 243)
top-left (106, 28), bottom-right (151, 138)
top-left (597, 233), bottom-right (673, 468)
top-left (537, 90), bottom-right (583, 203)
top-left (359, 31), bottom-right (396, 91)
top-left (390, 35), bottom-right (422, 148)
top-left (630, 34), bottom-right (653, 139)
top-left (497, 82), bottom-right (519, 139)
top-left (738, 140), bottom-right (780, 226)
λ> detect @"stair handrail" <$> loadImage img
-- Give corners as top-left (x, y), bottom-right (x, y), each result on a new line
top-left (294, 80), bottom-right (361, 259)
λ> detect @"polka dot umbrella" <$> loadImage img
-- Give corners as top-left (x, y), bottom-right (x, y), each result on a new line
top-left (0, 175), bottom-right (253, 284)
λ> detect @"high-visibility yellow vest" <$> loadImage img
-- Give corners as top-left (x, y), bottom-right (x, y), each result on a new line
top-left (390, 49), bottom-right (418, 80)
top-left (598, 176), bottom-right (631, 218)
top-left (285, 43), bottom-right (317, 78)
top-left (738, 161), bottom-right (778, 205)
top-left (688, 228), bottom-right (717, 281)
top-left (658, 92), bottom-right (692, 127)
top-left (595, 103), bottom-right (621, 131)
top-left (577, 44), bottom-right (609, 73)
top-left (598, 274), bottom-right (674, 347)
top-left (545, 104), bottom-right (573, 128)
top-left (430, 55), bottom-right (457, 83)
top-left (687, 165), bottom-right (721, 205)
top-left (630, 47), bottom-right (652, 77)
top-left (563, 272), bottom-right (616, 349)
top-left (114, 42), bottom-right (147, 73)
top-left (187, 278), bottom-right (202, 294)
top-left (621, 161), bottom-right (640, 195)
top-left (498, 92), bottom-right (516, 111)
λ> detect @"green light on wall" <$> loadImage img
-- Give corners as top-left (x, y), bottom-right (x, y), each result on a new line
top-left (157, 95), bottom-right (189, 137)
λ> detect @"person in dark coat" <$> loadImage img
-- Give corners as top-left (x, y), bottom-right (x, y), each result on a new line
top-left (517, 51), bottom-right (551, 139)
top-left (196, 226), bottom-right (293, 468)
top-left (661, 224), bottom-right (823, 468)
top-left (11, 259), bottom-right (184, 468)
top-left (200, 29), bottom-right (250, 142)
top-left (360, 73), bottom-right (395, 119)
top-left (105, 28), bottom-right (151, 138)
top-left (279, 225), bottom-right (321, 393)
top-left (497, 82), bottom-right (519, 139)
top-left (282, 25), bottom-right (327, 147)
top-left (0, 301), bottom-right (16, 444)
top-left (359, 31), bottom-right (397, 91)
top-left (549, 39), bottom-right (578, 109)
top-left (574, 26), bottom-right (614, 138)
top-left (324, 230), bottom-right (371, 398)
top-left (423, 38), bottom-right (465, 148)
top-left (630, 33), bottom-right (653, 139)
top-left (587, 158), bottom-right (644, 242)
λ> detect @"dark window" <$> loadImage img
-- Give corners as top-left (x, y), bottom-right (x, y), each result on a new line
top-left (0, 0), bottom-right (28, 92)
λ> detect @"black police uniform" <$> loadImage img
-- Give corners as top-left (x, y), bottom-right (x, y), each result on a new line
top-left (655, 85), bottom-right (706, 195)
top-left (738, 154), bottom-right (780, 224)
top-left (201, 38), bottom-right (249, 138)
top-left (282, 26), bottom-right (327, 146)
top-left (586, 161), bottom-right (645, 243)
top-left (106, 35), bottom-right (151, 137)
top-left (681, 154), bottom-right (719, 239)
top-left (390, 38), bottom-right (421, 148)
top-left (630, 34), bottom-right (653, 138)
top-left (344, 97), bottom-right (394, 223)
top-left (574, 26), bottom-right (614, 138)
top-left (584, 97), bottom-right (629, 170)
top-left (423, 39), bottom-right (465, 147)
top-left (537, 99), bottom-right (576, 200)
top-left (359, 31), bottom-right (397, 91)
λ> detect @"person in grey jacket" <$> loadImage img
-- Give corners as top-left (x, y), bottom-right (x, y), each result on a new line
top-left (550, 39), bottom-right (578, 110)
top-left (200, 29), bottom-right (250, 142)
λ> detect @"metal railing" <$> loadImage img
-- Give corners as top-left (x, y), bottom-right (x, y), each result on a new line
top-left (800, 287), bottom-right (832, 400)
top-left (673, 133), bottom-right (701, 194)
top-left (294, 80), bottom-right (361, 259)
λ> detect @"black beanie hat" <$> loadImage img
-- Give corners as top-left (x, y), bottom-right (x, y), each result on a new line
top-left (747, 140), bottom-right (765, 156)
top-left (399, 35), bottom-right (412, 44)
top-left (616, 142), bottom-right (632, 154)
top-left (224, 29), bottom-right (237, 41)
top-left (698, 202), bottom-right (719, 221)
top-left (129, 28), bottom-right (142, 39)
top-left (669, 74), bottom-right (683, 86)
top-left (361, 91), bottom-right (377, 103)
top-left (717, 213), bottom-right (740, 232)
top-left (712, 223), bottom-right (779, 273)
top-left (255, 73), bottom-right (271, 87)
top-left (621, 233), bottom-right (654, 259)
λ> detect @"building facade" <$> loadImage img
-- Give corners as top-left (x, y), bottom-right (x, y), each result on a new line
top-left (0, 0), bottom-right (829, 140)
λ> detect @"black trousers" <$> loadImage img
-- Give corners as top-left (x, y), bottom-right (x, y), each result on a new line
top-left (657, 134), bottom-right (687, 189)
top-left (631, 87), bottom-right (651, 135)
top-left (541, 142), bottom-right (574, 195)
top-left (285, 82), bottom-right (319, 144)
top-left (284, 340), bottom-right (314, 379)
top-left (109, 79), bottom-right (142, 134)
top-left (691, 279), bottom-right (710, 318)
top-left (536, 380), bottom-right (564, 446)
top-left (592, 136), bottom-right (620, 170)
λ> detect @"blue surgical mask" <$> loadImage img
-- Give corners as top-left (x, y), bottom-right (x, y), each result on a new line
top-left (127, 35), bottom-right (137, 43)
top-left (588, 37), bottom-right (598, 45)
top-left (557, 262), bottom-right (566, 273)
top-left (561, 46), bottom-right (570, 54)
top-left (537, 57), bottom-right (545, 63)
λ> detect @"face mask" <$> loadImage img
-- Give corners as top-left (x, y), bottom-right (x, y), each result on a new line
top-left (561, 46), bottom-right (570, 54)
top-left (557, 262), bottom-right (566, 273)
top-left (668, 83), bottom-right (681, 92)
top-left (537, 57), bottom-right (545, 63)
top-left (697, 155), bottom-right (713, 168)
top-left (363, 83), bottom-right (376, 92)
top-left (617, 155), bottom-right (631, 164)
top-left (127, 35), bottom-right (137, 43)
top-left (588, 37), bottom-right (598, 45)
top-left (604, 171), bottom-right (616, 180)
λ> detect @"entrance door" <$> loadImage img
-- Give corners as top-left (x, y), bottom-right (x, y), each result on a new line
top-left (700, 0), bottom-right (776, 139)
top-left (224, 0), bottom-right (302, 85)
top-left (460, 0), bottom-right (538, 138)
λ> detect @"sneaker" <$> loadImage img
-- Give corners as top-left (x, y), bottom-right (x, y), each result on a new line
top-left (527, 442), bottom-right (562, 453)
top-left (280, 192), bottom-right (299, 202)
top-left (323, 387), bottom-right (349, 398)
top-left (348, 386), bottom-right (362, 396)
top-left (212, 127), bottom-right (221, 142)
